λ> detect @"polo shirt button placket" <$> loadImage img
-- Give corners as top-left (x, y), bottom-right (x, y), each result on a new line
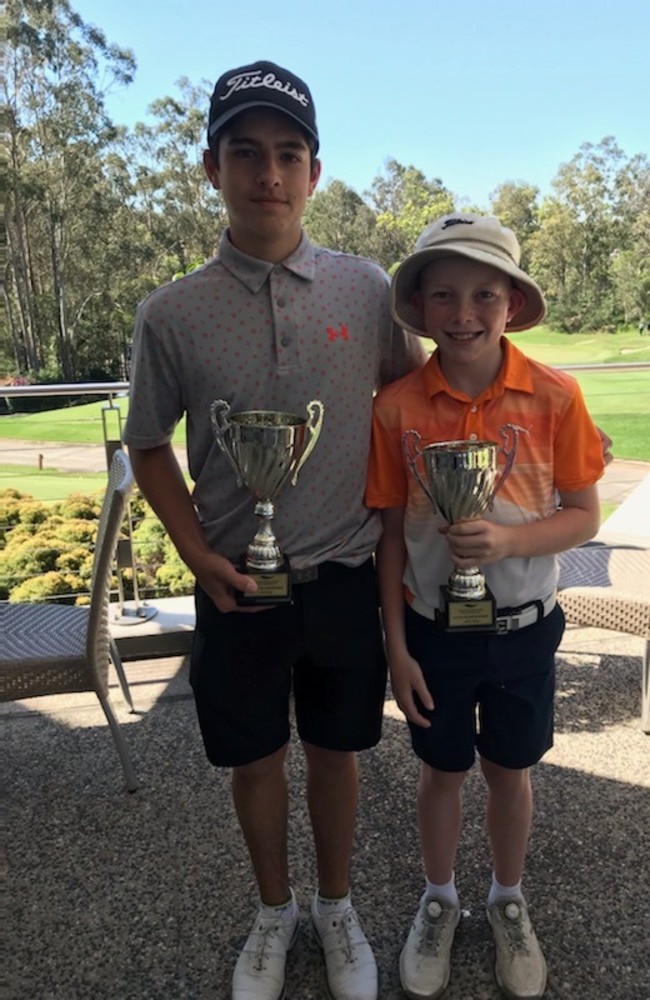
top-left (466, 403), bottom-right (480, 441)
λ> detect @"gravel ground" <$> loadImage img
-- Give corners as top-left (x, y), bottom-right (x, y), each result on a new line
top-left (5, 625), bottom-right (649, 1000)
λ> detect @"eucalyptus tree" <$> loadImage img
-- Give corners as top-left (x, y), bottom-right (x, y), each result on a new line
top-left (303, 179), bottom-right (378, 257)
top-left (365, 159), bottom-right (454, 271)
top-left (129, 77), bottom-right (229, 278)
top-left (527, 137), bottom-right (631, 330)
top-left (4, 0), bottom-right (135, 378)
top-left (489, 182), bottom-right (540, 270)
top-left (610, 153), bottom-right (650, 323)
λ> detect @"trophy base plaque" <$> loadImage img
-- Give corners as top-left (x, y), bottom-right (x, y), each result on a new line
top-left (236, 555), bottom-right (293, 606)
top-left (435, 585), bottom-right (497, 632)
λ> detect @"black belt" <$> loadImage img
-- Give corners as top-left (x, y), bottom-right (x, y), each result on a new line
top-left (290, 560), bottom-right (372, 585)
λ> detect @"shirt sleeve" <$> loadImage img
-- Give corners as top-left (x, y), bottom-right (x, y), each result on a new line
top-left (373, 267), bottom-right (427, 386)
top-left (365, 391), bottom-right (410, 509)
top-left (553, 381), bottom-right (606, 492)
top-left (123, 302), bottom-right (184, 449)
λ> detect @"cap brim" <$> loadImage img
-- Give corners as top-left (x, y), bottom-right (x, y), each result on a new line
top-left (208, 101), bottom-right (319, 152)
top-left (391, 246), bottom-right (547, 335)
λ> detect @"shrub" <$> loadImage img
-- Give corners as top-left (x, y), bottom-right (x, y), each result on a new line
top-left (55, 519), bottom-right (97, 546)
top-left (0, 484), bottom-right (193, 603)
top-left (0, 490), bottom-right (35, 532)
top-left (0, 537), bottom-right (63, 580)
top-left (18, 501), bottom-right (49, 526)
top-left (0, 492), bottom-right (97, 599)
top-left (55, 493), bottom-right (102, 521)
top-left (155, 548), bottom-right (194, 596)
top-left (56, 545), bottom-right (94, 578)
top-left (131, 517), bottom-right (167, 575)
top-left (9, 571), bottom-right (78, 602)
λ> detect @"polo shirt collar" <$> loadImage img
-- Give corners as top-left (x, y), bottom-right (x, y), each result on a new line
top-left (217, 230), bottom-right (317, 292)
top-left (422, 337), bottom-right (536, 401)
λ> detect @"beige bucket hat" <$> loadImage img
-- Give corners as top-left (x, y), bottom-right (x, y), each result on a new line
top-left (391, 213), bottom-right (547, 336)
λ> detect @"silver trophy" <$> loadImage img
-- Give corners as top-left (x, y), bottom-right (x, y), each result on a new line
top-left (403, 435), bottom-right (499, 630)
top-left (211, 400), bottom-right (324, 604)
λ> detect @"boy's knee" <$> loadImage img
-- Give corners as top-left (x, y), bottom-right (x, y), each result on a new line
top-left (481, 757), bottom-right (531, 790)
top-left (420, 763), bottom-right (467, 793)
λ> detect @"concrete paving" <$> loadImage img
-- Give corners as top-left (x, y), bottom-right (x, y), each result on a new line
top-left (0, 437), bottom-right (189, 473)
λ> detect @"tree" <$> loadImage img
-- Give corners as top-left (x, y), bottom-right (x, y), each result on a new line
top-left (128, 77), bottom-right (229, 274)
top-left (365, 159), bottom-right (454, 271)
top-left (3, 4), bottom-right (647, 381)
top-left (4, 0), bottom-right (135, 377)
top-left (527, 137), bottom-right (645, 330)
top-left (528, 197), bottom-right (583, 329)
top-left (611, 153), bottom-right (650, 323)
top-left (489, 182), bottom-right (540, 270)
top-left (303, 180), bottom-right (378, 257)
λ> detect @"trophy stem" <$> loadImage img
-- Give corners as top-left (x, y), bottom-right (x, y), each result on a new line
top-left (245, 499), bottom-right (283, 571)
top-left (448, 564), bottom-right (487, 601)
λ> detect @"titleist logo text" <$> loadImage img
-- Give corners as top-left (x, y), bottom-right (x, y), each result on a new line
top-left (220, 70), bottom-right (310, 108)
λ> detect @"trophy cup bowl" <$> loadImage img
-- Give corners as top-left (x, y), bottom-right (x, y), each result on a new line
top-left (403, 435), bottom-right (499, 630)
top-left (210, 399), bottom-right (324, 604)
top-left (422, 441), bottom-right (498, 599)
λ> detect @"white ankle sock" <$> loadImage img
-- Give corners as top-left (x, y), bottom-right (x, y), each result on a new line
top-left (316, 890), bottom-right (351, 916)
top-left (424, 874), bottom-right (459, 906)
top-left (260, 893), bottom-right (297, 919)
top-left (487, 874), bottom-right (522, 906)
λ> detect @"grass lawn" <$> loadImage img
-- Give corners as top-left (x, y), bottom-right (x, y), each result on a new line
top-left (511, 329), bottom-right (650, 462)
top-left (1, 328), bottom-right (648, 458)
top-left (0, 465), bottom-right (107, 501)
top-left (0, 397), bottom-right (138, 444)
top-left (568, 371), bottom-right (650, 461)
top-left (508, 326), bottom-right (650, 366)
top-left (0, 463), bottom-right (194, 504)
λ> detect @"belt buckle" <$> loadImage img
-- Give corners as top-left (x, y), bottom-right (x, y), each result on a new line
top-left (291, 565), bottom-right (318, 585)
top-left (496, 617), bottom-right (510, 634)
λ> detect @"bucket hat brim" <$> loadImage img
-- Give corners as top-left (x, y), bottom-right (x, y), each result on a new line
top-left (391, 223), bottom-right (547, 336)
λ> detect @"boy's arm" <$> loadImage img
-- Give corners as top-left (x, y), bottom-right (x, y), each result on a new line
top-left (445, 484), bottom-right (600, 566)
top-left (377, 507), bottom-right (433, 727)
top-left (128, 444), bottom-right (257, 612)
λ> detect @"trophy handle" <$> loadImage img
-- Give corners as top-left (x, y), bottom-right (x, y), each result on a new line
top-left (210, 399), bottom-right (244, 487)
top-left (290, 399), bottom-right (324, 485)
top-left (490, 451), bottom-right (512, 504)
top-left (402, 429), bottom-right (436, 508)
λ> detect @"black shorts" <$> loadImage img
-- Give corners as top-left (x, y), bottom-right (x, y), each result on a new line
top-left (404, 602), bottom-right (565, 772)
top-left (189, 559), bottom-right (387, 767)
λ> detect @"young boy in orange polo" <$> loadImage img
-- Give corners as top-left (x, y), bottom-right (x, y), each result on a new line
top-left (366, 214), bottom-right (605, 1000)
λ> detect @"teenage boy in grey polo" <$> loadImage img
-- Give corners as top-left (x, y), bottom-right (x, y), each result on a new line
top-left (124, 60), bottom-right (425, 1000)
top-left (126, 230), bottom-right (416, 570)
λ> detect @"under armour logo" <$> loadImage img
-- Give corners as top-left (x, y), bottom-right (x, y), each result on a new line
top-left (327, 324), bottom-right (349, 341)
top-left (441, 218), bottom-right (475, 229)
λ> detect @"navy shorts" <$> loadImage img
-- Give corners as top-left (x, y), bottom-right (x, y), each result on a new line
top-left (189, 559), bottom-right (387, 767)
top-left (404, 602), bottom-right (565, 772)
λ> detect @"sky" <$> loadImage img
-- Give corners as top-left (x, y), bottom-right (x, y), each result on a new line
top-left (73, 0), bottom-right (649, 208)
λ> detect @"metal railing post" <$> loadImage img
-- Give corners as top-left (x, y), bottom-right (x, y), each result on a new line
top-left (101, 400), bottom-right (157, 625)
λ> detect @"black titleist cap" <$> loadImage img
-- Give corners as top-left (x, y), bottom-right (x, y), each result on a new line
top-left (207, 60), bottom-right (319, 152)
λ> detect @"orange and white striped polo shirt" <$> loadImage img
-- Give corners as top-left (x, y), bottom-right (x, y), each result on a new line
top-left (366, 338), bottom-right (605, 619)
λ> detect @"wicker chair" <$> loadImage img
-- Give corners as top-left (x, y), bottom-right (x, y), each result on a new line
top-left (558, 542), bottom-right (650, 733)
top-left (1, 449), bottom-right (138, 790)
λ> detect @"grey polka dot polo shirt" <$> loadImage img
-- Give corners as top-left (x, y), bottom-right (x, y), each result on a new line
top-left (124, 231), bottom-right (425, 569)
